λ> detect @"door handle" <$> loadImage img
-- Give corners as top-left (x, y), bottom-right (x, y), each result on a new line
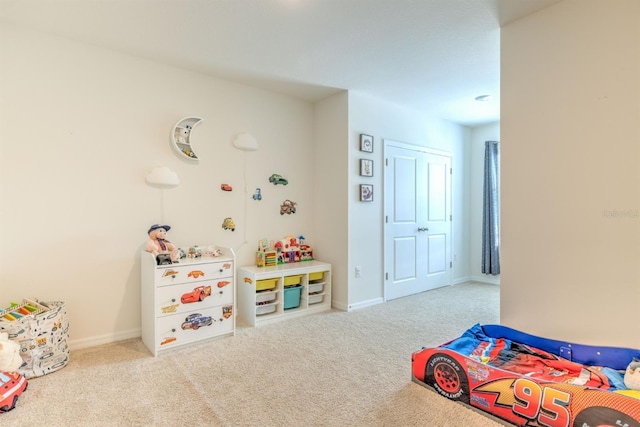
top-left (417, 227), bottom-right (429, 232)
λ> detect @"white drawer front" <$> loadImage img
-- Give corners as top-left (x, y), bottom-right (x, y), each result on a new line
top-left (155, 261), bottom-right (233, 286)
top-left (155, 305), bottom-right (234, 351)
top-left (156, 280), bottom-right (233, 317)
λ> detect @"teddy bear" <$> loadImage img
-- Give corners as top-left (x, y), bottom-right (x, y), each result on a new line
top-left (146, 224), bottom-right (179, 262)
top-left (624, 358), bottom-right (640, 391)
top-left (0, 332), bottom-right (23, 372)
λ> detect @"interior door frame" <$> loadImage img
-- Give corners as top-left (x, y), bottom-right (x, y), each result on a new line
top-left (383, 139), bottom-right (453, 302)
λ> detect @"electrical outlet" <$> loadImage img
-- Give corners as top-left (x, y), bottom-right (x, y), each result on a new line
top-left (355, 266), bottom-right (362, 278)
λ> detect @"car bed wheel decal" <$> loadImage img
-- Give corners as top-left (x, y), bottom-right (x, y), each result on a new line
top-left (434, 362), bottom-right (460, 393)
top-left (572, 406), bottom-right (640, 427)
top-left (425, 353), bottom-right (470, 405)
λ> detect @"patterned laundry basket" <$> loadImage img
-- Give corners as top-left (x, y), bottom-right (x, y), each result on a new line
top-left (0, 299), bottom-right (70, 379)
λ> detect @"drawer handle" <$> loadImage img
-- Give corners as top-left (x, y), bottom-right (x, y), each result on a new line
top-left (171, 298), bottom-right (176, 303)
top-left (219, 291), bottom-right (224, 295)
top-left (171, 328), bottom-right (176, 333)
top-left (171, 275), bottom-right (176, 279)
top-left (219, 268), bottom-right (223, 273)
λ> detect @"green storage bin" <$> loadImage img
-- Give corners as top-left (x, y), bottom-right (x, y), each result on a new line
top-left (283, 285), bottom-right (302, 309)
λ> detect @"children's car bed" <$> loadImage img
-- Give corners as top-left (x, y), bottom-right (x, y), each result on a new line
top-left (412, 324), bottom-right (640, 427)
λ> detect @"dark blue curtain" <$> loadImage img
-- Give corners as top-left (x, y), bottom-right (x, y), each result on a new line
top-left (482, 141), bottom-right (500, 275)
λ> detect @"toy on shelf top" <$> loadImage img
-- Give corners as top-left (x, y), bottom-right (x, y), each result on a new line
top-left (256, 235), bottom-right (313, 267)
top-left (146, 224), bottom-right (179, 264)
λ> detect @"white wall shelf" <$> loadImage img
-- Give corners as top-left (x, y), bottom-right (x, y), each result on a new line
top-left (171, 116), bottom-right (202, 160)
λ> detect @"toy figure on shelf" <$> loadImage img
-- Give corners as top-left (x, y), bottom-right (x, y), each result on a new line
top-left (146, 224), bottom-right (179, 264)
top-left (256, 234), bottom-right (313, 267)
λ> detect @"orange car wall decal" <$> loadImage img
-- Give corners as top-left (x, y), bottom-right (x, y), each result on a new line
top-left (187, 270), bottom-right (205, 278)
top-left (181, 286), bottom-right (212, 303)
top-left (163, 269), bottom-right (180, 277)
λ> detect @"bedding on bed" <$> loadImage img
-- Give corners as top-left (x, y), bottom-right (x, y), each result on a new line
top-left (443, 324), bottom-right (627, 391)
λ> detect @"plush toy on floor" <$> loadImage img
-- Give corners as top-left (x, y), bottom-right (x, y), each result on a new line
top-left (0, 332), bottom-right (23, 373)
top-left (146, 224), bottom-right (179, 263)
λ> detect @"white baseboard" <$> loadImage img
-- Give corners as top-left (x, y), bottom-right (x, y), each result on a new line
top-left (468, 275), bottom-right (501, 285)
top-left (453, 276), bottom-right (472, 285)
top-left (69, 328), bottom-right (141, 351)
top-left (345, 297), bottom-right (384, 312)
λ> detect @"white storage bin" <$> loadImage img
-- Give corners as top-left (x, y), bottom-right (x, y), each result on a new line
top-left (256, 303), bottom-right (277, 315)
top-left (308, 294), bottom-right (324, 305)
top-left (255, 290), bottom-right (277, 304)
top-left (308, 283), bottom-right (324, 294)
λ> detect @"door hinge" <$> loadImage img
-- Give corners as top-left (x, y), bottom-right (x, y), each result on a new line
top-left (450, 214), bottom-right (452, 221)
top-left (450, 261), bottom-right (453, 268)
top-left (385, 215), bottom-right (388, 223)
top-left (450, 167), bottom-right (452, 174)
top-left (385, 272), bottom-right (388, 280)
top-left (385, 158), bottom-right (388, 166)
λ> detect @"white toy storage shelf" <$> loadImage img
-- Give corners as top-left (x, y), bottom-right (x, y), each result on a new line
top-left (237, 261), bottom-right (331, 327)
top-left (171, 116), bottom-right (202, 161)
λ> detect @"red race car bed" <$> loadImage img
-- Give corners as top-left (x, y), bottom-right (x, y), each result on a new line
top-left (412, 324), bottom-right (640, 427)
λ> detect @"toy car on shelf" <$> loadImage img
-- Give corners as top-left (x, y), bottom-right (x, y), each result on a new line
top-left (180, 285), bottom-right (212, 303)
top-left (220, 183), bottom-right (232, 191)
top-left (268, 174), bottom-right (288, 185)
top-left (181, 313), bottom-right (213, 330)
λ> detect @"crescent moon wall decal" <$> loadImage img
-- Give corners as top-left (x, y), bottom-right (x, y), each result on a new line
top-left (171, 116), bottom-right (203, 161)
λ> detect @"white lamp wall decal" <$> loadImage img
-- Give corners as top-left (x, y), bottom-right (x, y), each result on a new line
top-left (145, 166), bottom-right (180, 188)
top-left (145, 166), bottom-right (180, 223)
top-left (232, 133), bottom-right (259, 151)
top-left (232, 132), bottom-right (259, 252)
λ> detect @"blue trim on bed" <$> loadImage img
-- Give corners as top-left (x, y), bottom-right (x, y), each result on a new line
top-left (481, 324), bottom-right (640, 371)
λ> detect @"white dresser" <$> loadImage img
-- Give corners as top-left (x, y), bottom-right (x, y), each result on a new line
top-left (141, 247), bottom-right (235, 356)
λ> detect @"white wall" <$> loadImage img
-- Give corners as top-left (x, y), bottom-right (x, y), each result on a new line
top-left (0, 25), bottom-right (322, 348)
top-left (1, 24), bottom-right (478, 348)
top-left (346, 92), bottom-right (470, 309)
top-left (469, 122), bottom-right (500, 283)
top-left (314, 92), bottom-right (349, 309)
top-left (501, 0), bottom-right (640, 347)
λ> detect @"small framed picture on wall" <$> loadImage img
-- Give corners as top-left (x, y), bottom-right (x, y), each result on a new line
top-left (359, 134), bottom-right (373, 153)
top-left (360, 159), bottom-right (373, 177)
top-left (360, 184), bottom-right (373, 202)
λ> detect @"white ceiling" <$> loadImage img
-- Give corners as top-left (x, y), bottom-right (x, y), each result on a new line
top-left (0, 0), bottom-right (562, 127)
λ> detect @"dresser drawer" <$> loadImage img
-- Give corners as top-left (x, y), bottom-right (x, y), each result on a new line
top-left (155, 260), bottom-right (233, 286)
top-left (155, 305), bottom-right (234, 351)
top-left (156, 280), bottom-right (233, 317)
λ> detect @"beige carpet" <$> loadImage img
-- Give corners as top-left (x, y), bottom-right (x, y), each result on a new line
top-left (2, 282), bottom-right (509, 426)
